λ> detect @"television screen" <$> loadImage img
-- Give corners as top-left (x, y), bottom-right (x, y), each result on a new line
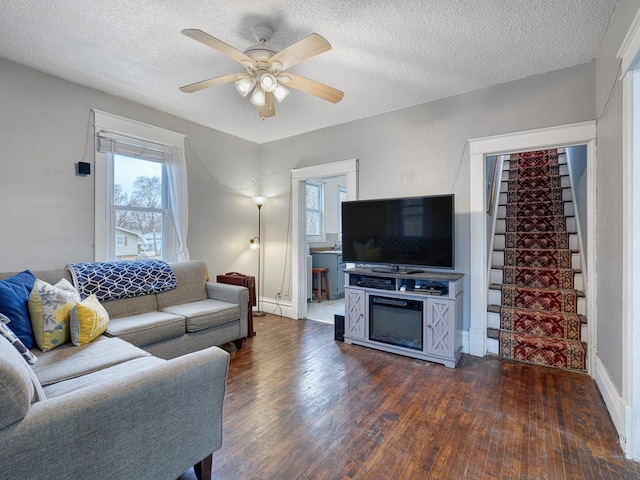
top-left (341, 194), bottom-right (454, 270)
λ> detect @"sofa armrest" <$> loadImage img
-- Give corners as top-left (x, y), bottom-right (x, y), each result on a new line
top-left (206, 282), bottom-right (249, 338)
top-left (0, 347), bottom-right (230, 480)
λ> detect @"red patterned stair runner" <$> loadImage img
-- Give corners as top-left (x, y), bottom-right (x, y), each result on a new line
top-left (497, 149), bottom-right (586, 370)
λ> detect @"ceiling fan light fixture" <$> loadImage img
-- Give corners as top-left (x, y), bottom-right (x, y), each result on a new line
top-left (235, 77), bottom-right (256, 97)
top-left (273, 84), bottom-right (290, 103)
top-left (250, 86), bottom-right (266, 107)
top-left (260, 72), bottom-right (278, 92)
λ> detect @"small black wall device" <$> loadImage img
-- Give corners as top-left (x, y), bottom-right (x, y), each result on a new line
top-left (77, 162), bottom-right (91, 176)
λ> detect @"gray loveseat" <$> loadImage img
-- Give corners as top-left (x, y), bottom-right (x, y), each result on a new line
top-left (0, 260), bottom-right (250, 480)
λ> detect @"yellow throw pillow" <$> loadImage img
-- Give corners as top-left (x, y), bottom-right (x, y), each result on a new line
top-left (28, 278), bottom-right (81, 351)
top-left (70, 295), bottom-right (109, 346)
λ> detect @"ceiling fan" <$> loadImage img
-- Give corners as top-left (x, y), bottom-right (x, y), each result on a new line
top-left (179, 24), bottom-right (344, 119)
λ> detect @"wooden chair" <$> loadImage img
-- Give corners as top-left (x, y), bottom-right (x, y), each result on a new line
top-left (312, 267), bottom-right (330, 303)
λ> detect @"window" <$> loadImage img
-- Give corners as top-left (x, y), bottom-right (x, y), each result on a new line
top-left (305, 181), bottom-right (324, 241)
top-left (113, 154), bottom-right (167, 260)
top-left (93, 110), bottom-right (189, 262)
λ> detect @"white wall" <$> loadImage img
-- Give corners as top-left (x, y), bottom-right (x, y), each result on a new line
top-left (257, 62), bottom-right (596, 329)
top-left (594, 0), bottom-right (639, 393)
top-left (0, 57), bottom-right (260, 278)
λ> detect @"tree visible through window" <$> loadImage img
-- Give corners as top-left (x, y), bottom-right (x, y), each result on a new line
top-left (113, 155), bottom-right (167, 260)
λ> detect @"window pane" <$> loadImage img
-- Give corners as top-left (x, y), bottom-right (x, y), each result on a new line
top-left (114, 155), bottom-right (163, 208)
top-left (113, 155), bottom-right (165, 261)
top-left (307, 211), bottom-right (320, 236)
top-left (306, 183), bottom-right (319, 209)
top-left (115, 209), bottom-right (164, 260)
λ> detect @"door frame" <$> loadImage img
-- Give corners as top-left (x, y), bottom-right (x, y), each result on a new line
top-left (290, 159), bottom-right (358, 319)
top-left (467, 121), bottom-right (597, 364)
top-left (618, 9), bottom-right (640, 459)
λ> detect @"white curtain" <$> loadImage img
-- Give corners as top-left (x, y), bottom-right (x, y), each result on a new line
top-left (165, 146), bottom-right (190, 262)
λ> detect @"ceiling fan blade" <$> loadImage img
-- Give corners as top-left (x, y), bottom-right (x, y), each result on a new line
top-left (280, 73), bottom-right (344, 103)
top-left (270, 33), bottom-right (331, 71)
top-left (258, 92), bottom-right (276, 119)
top-left (181, 29), bottom-right (254, 66)
top-left (179, 73), bottom-right (239, 93)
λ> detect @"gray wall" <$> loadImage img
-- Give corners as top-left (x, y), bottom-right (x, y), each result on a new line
top-left (0, 52), bottom-right (601, 340)
top-left (257, 62), bottom-right (596, 329)
top-left (0, 57), bottom-right (260, 278)
top-left (594, 0), bottom-right (639, 393)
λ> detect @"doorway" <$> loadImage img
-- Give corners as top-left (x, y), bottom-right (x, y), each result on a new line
top-left (290, 159), bottom-right (358, 321)
top-left (468, 122), bottom-right (596, 362)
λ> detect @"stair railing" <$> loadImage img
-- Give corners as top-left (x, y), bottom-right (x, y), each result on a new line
top-left (487, 156), bottom-right (500, 215)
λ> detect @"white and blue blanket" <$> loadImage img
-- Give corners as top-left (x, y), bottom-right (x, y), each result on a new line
top-left (67, 260), bottom-right (177, 302)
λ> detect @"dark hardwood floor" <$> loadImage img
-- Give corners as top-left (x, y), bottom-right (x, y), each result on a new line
top-left (180, 314), bottom-right (640, 480)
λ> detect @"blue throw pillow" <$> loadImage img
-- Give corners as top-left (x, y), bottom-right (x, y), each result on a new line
top-left (0, 270), bottom-right (36, 349)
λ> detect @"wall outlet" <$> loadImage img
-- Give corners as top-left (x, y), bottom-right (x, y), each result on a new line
top-left (283, 287), bottom-right (289, 296)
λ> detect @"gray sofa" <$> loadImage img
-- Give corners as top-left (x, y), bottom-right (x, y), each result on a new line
top-left (0, 260), bottom-right (250, 480)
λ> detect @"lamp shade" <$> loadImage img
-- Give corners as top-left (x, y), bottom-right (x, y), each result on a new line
top-left (251, 195), bottom-right (269, 207)
top-left (250, 86), bottom-right (266, 107)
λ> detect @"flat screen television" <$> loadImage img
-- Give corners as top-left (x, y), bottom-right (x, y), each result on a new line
top-left (341, 194), bottom-right (454, 271)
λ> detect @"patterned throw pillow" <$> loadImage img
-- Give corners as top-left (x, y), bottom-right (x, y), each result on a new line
top-left (70, 295), bottom-right (109, 346)
top-left (0, 314), bottom-right (38, 365)
top-left (28, 278), bottom-right (81, 352)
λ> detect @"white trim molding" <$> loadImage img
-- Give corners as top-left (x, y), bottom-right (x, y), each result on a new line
top-left (468, 121), bottom-right (597, 363)
top-left (620, 13), bottom-right (640, 457)
top-left (595, 354), bottom-right (627, 441)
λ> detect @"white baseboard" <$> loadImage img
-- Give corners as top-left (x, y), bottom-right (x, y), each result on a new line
top-left (257, 297), bottom-right (295, 319)
top-left (594, 354), bottom-right (627, 450)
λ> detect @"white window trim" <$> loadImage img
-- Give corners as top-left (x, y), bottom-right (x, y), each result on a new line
top-left (93, 110), bottom-right (186, 262)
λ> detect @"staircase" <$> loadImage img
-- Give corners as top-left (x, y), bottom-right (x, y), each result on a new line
top-left (486, 149), bottom-right (587, 371)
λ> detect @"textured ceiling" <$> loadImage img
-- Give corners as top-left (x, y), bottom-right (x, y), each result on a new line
top-left (0, 0), bottom-right (617, 144)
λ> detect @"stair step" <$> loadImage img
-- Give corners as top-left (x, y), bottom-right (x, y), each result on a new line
top-left (494, 216), bottom-right (578, 234)
top-left (486, 304), bottom-right (587, 324)
top-left (498, 187), bottom-right (572, 205)
top-left (492, 232), bottom-right (579, 251)
top-left (487, 289), bottom-right (587, 315)
top-left (500, 174), bottom-right (572, 192)
top-left (496, 202), bottom-right (575, 218)
top-left (501, 165), bottom-right (569, 181)
top-left (489, 283), bottom-right (585, 297)
top-left (492, 249), bottom-right (582, 270)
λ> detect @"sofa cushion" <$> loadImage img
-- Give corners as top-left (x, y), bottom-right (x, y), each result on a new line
top-left (43, 356), bottom-right (167, 399)
top-left (161, 299), bottom-right (240, 333)
top-left (70, 294), bottom-right (109, 346)
top-left (0, 335), bottom-right (45, 429)
top-left (105, 311), bottom-right (185, 347)
top-left (0, 270), bottom-right (36, 348)
top-left (28, 278), bottom-right (80, 351)
top-left (32, 336), bottom-right (151, 387)
top-left (156, 261), bottom-right (209, 309)
top-left (101, 292), bottom-right (159, 320)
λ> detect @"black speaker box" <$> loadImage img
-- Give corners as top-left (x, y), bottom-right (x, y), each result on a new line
top-left (334, 314), bottom-right (345, 342)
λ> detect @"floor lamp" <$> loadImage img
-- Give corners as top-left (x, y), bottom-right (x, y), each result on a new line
top-left (251, 195), bottom-right (268, 317)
